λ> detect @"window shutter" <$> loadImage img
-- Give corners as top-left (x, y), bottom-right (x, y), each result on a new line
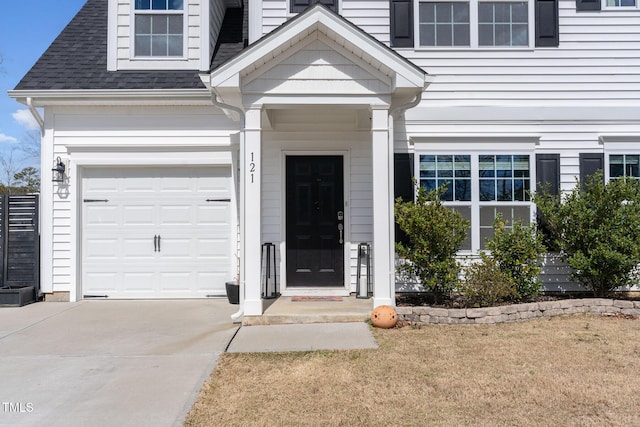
top-left (576, 0), bottom-right (601, 11)
top-left (579, 153), bottom-right (604, 184)
top-left (535, 0), bottom-right (559, 47)
top-left (394, 153), bottom-right (414, 244)
top-left (291, 0), bottom-right (337, 13)
top-left (390, 0), bottom-right (414, 48)
top-left (536, 154), bottom-right (560, 195)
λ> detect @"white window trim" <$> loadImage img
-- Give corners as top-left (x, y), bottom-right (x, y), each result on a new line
top-left (413, 147), bottom-right (536, 252)
top-left (602, 0), bottom-right (639, 10)
top-left (601, 137), bottom-right (640, 181)
top-left (130, 2), bottom-right (188, 60)
top-left (414, 0), bottom-right (535, 50)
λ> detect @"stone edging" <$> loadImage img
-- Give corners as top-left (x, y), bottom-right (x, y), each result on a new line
top-left (395, 299), bottom-right (640, 325)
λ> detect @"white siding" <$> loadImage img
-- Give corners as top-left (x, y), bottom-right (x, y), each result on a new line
top-left (261, 128), bottom-right (373, 292)
top-left (115, 0), bottom-right (206, 71)
top-left (244, 39), bottom-right (390, 95)
top-left (46, 105), bottom-right (238, 298)
top-left (398, 0), bottom-right (640, 106)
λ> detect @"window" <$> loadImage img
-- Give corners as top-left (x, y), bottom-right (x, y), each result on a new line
top-left (478, 2), bottom-right (528, 46)
top-left (610, 155), bottom-right (640, 180)
top-left (418, 0), bottom-right (531, 48)
top-left (606, 0), bottom-right (636, 6)
top-left (419, 2), bottom-right (470, 46)
top-left (418, 153), bottom-right (533, 251)
top-left (134, 0), bottom-right (184, 57)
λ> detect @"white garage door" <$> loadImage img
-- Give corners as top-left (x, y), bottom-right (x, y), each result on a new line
top-left (82, 167), bottom-right (233, 299)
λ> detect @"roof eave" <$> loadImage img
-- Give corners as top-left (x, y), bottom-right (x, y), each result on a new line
top-left (8, 88), bottom-right (212, 106)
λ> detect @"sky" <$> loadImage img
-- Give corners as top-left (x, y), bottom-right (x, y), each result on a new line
top-left (0, 0), bottom-right (87, 169)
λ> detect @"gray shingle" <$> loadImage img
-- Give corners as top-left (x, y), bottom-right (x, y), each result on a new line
top-left (14, 0), bottom-right (248, 91)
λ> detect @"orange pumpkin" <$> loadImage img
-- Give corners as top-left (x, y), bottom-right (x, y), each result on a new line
top-left (370, 305), bottom-right (398, 329)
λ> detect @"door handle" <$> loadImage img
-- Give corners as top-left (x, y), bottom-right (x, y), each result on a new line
top-left (338, 223), bottom-right (344, 244)
top-left (154, 235), bottom-right (158, 252)
top-left (157, 235), bottom-right (161, 252)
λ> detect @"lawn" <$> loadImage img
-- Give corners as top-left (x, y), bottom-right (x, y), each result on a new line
top-left (185, 315), bottom-right (640, 426)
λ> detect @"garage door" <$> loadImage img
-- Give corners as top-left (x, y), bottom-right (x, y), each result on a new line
top-left (82, 167), bottom-right (232, 299)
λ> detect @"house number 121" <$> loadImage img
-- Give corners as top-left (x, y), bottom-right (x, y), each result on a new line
top-left (249, 152), bottom-right (256, 183)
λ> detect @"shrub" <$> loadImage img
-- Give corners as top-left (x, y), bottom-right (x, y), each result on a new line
top-left (485, 215), bottom-right (545, 300)
top-left (395, 183), bottom-right (469, 304)
top-left (460, 253), bottom-right (516, 307)
top-left (533, 172), bottom-right (640, 297)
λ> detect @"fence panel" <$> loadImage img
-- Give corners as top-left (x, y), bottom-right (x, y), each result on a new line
top-left (1, 195), bottom-right (40, 292)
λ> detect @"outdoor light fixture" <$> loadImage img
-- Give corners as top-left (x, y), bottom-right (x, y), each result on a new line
top-left (52, 157), bottom-right (66, 183)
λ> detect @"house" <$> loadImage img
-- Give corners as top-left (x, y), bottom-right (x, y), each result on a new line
top-left (9, 0), bottom-right (640, 321)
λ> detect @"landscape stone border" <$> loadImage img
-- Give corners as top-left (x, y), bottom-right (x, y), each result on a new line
top-left (396, 299), bottom-right (640, 325)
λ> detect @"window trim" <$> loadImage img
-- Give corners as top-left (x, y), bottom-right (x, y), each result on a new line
top-left (131, 1), bottom-right (188, 59)
top-left (602, 0), bottom-right (639, 10)
top-left (414, 0), bottom-right (535, 49)
top-left (414, 147), bottom-right (536, 252)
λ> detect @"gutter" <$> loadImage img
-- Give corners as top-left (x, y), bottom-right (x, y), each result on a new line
top-left (210, 91), bottom-right (246, 324)
top-left (26, 97), bottom-right (45, 136)
top-left (385, 77), bottom-right (432, 305)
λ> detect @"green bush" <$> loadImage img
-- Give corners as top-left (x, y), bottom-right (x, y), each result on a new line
top-left (460, 253), bottom-right (516, 307)
top-left (485, 215), bottom-right (545, 300)
top-left (395, 183), bottom-right (469, 304)
top-left (533, 172), bottom-right (640, 297)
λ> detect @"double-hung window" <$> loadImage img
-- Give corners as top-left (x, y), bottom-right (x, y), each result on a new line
top-left (610, 155), bottom-right (640, 180)
top-left (418, 0), bottom-right (531, 47)
top-left (134, 0), bottom-right (185, 57)
top-left (418, 152), bottom-right (533, 251)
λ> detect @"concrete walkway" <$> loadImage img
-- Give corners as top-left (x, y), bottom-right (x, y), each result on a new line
top-left (0, 300), bottom-right (378, 427)
top-left (0, 300), bottom-right (238, 427)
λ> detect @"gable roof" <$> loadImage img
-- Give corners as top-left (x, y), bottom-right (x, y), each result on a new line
top-left (13, 0), bottom-right (248, 92)
top-left (208, 4), bottom-right (427, 93)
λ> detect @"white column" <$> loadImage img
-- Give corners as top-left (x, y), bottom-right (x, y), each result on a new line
top-left (371, 106), bottom-right (394, 307)
top-left (242, 107), bottom-right (264, 316)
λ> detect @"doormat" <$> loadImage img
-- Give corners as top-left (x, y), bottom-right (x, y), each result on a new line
top-left (291, 296), bottom-right (343, 302)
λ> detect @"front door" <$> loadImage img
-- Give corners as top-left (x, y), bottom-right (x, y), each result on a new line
top-left (286, 156), bottom-right (344, 287)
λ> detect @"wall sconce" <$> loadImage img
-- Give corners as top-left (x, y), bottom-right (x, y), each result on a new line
top-left (52, 157), bottom-right (66, 183)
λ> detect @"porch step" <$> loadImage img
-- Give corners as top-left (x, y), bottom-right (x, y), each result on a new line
top-left (242, 296), bottom-right (372, 326)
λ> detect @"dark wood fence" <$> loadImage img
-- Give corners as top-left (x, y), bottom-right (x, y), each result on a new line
top-left (0, 195), bottom-right (40, 292)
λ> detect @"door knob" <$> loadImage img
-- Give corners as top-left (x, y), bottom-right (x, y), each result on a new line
top-left (338, 223), bottom-right (344, 244)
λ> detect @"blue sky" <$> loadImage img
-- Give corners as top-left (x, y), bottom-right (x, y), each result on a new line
top-left (0, 0), bottom-right (87, 168)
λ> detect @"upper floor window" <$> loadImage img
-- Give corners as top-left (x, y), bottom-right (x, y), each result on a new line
top-left (134, 0), bottom-right (184, 57)
top-left (291, 0), bottom-right (338, 13)
top-left (418, 0), bottom-right (531, 48)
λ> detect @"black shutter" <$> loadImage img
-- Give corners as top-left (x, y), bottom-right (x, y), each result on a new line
top-left (576, 0), bottom-right (601, 11)
top-left (394, 153), bottom-right (414, 244)
top-left (535, 0), bottom-right (559, 47)
top-left (579, 153), bottom-right (604, 184)
top-left (291, 0), bottom-right (337, 13)
top-left (390, 0), bottom-right (414, 48)
top-left (536, 154), bottom-right (560, 195)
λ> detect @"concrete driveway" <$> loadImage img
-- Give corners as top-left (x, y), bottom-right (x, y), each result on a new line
top-left (0, 300), bottom-right (238, 427)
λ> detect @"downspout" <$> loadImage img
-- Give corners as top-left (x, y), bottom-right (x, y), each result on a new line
top-left (27, 97), bottom-right (45, 136)
top-left (210, 92), bottom-right (246, 323)
top-left (387, 81), bottom-right (430, 305)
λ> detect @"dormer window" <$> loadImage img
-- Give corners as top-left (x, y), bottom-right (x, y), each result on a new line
top-left (134, 0), bottom-right (185, 57)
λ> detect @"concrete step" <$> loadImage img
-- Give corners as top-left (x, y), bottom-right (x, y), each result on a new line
top-left (242, 296), bottom-right (372, 326)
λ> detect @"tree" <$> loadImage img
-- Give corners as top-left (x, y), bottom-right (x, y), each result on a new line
top-left (13, 167), bottom-right (40, 193)
top-left (395, 183), bottom-right (469, 304)
top-left (533, 172), bottom-right (640, 297)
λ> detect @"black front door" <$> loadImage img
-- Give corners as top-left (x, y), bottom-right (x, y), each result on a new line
top-left (286, 156), bottom-right (344, 287)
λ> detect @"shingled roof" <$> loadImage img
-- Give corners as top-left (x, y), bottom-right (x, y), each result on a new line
top-left (14, 0), bottom-right (247, 91)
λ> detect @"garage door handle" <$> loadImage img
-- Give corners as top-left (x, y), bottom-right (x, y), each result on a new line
top-left (206, 198), bottom-right (231, 202)
top-left (154, 235), bottom-right (158, 252)
top-left (157, 235), bottom-right (161, 252)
